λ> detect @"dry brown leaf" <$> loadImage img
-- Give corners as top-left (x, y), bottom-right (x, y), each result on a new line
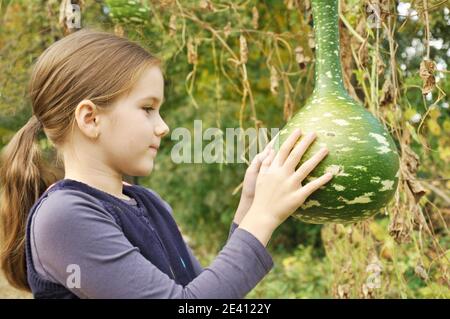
top-left (270, 65), bottom-right (279, 96)
top-left (252, 6), bottom-right (259, 30)
top-left (407, 178), bottom-right (427, 203)
top-left (401, 145), bottom-right (427, 202)
top-left (304, 0), bottom-right (311, 11)
top-left (361, 283), bottom-right (376, 298)
top-left (114, 24), bottom-right (124, 37)
top-left (169, 14), bottom-right (177, 37)
top-left (308, 33), bottom-right (315, 49)
top-left (224, 22), bottom-right (232, 39)
top-left (199, 0), bottom-right (214, 12)
top-left (403, 144), bottom-right (420, 174)
top-left (337, 284), bottom-right (351, 299)
top-left (283, 96), bottom-right (294, 121)
top-left (295, 46), bottom-right (309, 70)
top-left (378, 0), bottom-right (391, 21)
top-left (419, 59), bottom-right (436, 95)
top-left (377, 53), bottom-right (386, 75)
top-left (240, 35), bottom-right (248, 64)
top-left (388, 205), bottom-right (412, 244)
top-left (380, 76), bottom-right (394, 107)
top-left (415, 263), bottom-right (429, 281)
top-left (187, 37), bottom-right (198, 65)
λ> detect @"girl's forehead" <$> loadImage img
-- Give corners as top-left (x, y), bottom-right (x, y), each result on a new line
top-left (130, 66), bottom-right (164, 99)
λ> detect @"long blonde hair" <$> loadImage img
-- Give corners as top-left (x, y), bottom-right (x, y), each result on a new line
top-left (0, 28), bottom-right (161, 291)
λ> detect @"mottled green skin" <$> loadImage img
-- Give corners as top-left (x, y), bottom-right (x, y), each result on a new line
top-left (273, 0), bottom-right (400, 224)
top-left (275, 93), bottom-right (400, 224)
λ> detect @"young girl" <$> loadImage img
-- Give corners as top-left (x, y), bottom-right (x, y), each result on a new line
top-left (0, 28), bottom-right (333, 299)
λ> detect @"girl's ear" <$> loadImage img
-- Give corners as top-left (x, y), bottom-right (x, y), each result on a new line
top-left (74, 99), bottom-right (101, 139)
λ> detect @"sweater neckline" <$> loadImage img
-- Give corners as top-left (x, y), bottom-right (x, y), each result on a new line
top-left (58, 178), bottom-right (139, 207)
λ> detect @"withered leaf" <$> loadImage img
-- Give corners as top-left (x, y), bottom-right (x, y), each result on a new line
top-left (295, 46), bottom-right (310, 70)
top-left (419, 59), bottom-right (436, 95)
top-left (270, 65), bottom-right (279, 96)
top-left (415, 263), bottom-right (429, 281)
top-left (224, 22), bottom-right (232, 39)
top-left (380, 76), bottom-right (394, 107)
top-left (388, 205), bottom-right (412, 244)
top-left (252, 6), bottom-right (259, 30)
top-left (401, 145), bottom-right (427, 202)
top-left (240, 35), bottom-right (248, 64)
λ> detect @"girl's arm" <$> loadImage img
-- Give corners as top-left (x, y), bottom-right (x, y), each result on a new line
top-left (31, 189), bottom-right (273, 298)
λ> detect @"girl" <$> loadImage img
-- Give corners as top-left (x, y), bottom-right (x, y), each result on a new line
top-left (0, 28), bottom-right (333, 298)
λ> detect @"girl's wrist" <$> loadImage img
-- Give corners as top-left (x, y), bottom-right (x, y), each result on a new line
top-left (233, 195), bottom-right (252, 224)
top-left (238, 207), bottom-right (278, 247)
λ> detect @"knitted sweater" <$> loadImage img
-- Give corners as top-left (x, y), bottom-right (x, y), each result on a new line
top-left (26, 179), bottom-right (273, 298)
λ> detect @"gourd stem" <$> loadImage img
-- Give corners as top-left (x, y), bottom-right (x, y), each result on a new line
top-left (311, 0), bottom-right (346, 94)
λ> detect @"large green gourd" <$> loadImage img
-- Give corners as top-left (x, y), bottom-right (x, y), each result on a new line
top-left (274, 0), bottom-right (400, 224)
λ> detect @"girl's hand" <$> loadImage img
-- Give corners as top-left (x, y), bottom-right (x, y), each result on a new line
top-left (239, 129), bottom-right (334, 246)
top-left (233, 134), bottom-right (278, 224)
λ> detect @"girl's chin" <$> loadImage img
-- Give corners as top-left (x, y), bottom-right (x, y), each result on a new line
top-left (129, 160), bottom-right (154, 177)
top-left (146, 159), bottom-right (155, 173)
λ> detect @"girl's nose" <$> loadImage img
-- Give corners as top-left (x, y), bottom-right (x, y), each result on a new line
top-left (155, 118), bottom-right (170, 138)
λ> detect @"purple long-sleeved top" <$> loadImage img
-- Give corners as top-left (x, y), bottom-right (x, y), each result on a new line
top-left (29, 188), bottom-right (273, 298)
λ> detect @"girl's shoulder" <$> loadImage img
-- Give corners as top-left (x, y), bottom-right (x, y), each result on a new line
top-left (32, 188), bottom-right (116, 232)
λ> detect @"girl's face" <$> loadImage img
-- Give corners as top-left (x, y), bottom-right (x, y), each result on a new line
top-left (100, 65), bottom-right (170, 176)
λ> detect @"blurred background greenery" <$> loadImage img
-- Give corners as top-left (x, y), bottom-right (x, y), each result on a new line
top-left (0, 0), bottom-right (448, 298)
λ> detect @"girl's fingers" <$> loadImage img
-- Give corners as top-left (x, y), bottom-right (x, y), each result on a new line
top-left (263, 131), bottom-right (279, 152)
top-left (298, 172), bottom-right (334, 199)
top-left (274, 129), bottom-right (302, 166)
top-left (293, 147), bottom-right (329, 181)
top-left (284, 132), bottom-right (318, 170)
top-left (260, 149), bottom-right (276, 173)
top-left (247, 149), bottom-right (268, 173)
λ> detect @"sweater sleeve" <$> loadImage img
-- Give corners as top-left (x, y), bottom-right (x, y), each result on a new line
top-left (145, 188), bottom-right (239, 275)
top-left (228, 222), bottom-right (239, 241)
top-left (31, 190), bottom-right (273, 299)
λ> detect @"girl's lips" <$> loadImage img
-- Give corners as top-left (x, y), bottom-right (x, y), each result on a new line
top-left (149, 144), bottom-right (160, 150)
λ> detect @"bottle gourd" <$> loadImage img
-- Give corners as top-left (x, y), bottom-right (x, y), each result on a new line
top-left (274, 0), bottom-right (400, 224)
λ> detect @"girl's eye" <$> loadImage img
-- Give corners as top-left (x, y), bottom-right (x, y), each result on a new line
top-left (143, 106), bottom-right (156, 113)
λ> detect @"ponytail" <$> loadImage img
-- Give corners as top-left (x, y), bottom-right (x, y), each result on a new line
top-left (0, 115), bottom-right (61, 291)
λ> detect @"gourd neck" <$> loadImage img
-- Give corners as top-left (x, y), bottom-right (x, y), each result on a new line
top-left (311, 0), bottom-right (346, 94)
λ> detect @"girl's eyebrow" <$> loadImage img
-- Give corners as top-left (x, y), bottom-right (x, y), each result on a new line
top-left (138, 96), bottom-right (165, 104)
